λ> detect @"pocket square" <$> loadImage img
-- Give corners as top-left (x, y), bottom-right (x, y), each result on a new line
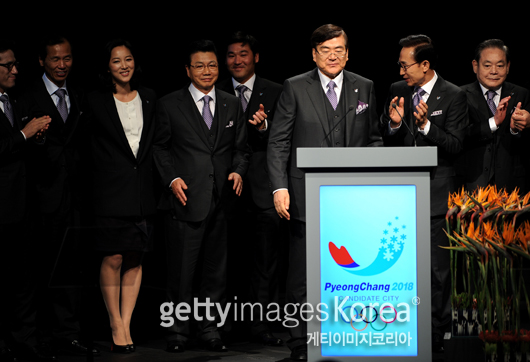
top-left (226, 120), bottom-right (234, 128)
top-left (431, 110), bottom-right (443, 116)
top-left (356, 101), bottom-right (368, 115)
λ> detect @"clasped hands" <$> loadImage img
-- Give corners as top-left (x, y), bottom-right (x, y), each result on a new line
top-left (489, 95), bottom-right (528, 132)
top-left (389, 96), bottom-right (429, 130)
top-left (22, 115), bottom-right (51, 140)
top-left (171, 172), bottom-right (242, 206)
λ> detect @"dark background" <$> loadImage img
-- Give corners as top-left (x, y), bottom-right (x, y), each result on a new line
top-left (7, 6), bottom-right (530, 116)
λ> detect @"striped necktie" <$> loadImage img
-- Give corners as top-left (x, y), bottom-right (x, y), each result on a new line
top-left (54, 88), bottom-right (68, 122)
top-left (236, 84), bottom-right (248, 112)
top-left (202, 95), bottom-right (213, 129)
top-left (0, 94), bottom-right (15, 127)
top-left (486, 90), bottom-right (497, 116)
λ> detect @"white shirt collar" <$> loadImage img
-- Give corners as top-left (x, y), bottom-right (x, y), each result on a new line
top-left (231, 73), bottom-right (256, 93)
top-left (42, 73), bottom-right (67, 96)
top-left (478, 82), bottom-right (502, 99)
top-left (317, 69), bottom-right (344, 93)
top-left (188, 83), bottom-right (216, 104)
top-left (417, 71), bottom-right (438, 97)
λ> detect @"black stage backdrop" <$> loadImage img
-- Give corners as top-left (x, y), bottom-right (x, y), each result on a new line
top-left (7, 6), bottom-right (530, 115)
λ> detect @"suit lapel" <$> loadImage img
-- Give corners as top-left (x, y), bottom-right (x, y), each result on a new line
top-left (0, 109), bottom-right (13, 131)
top-left (468, 81), bottom-right (491, 120)
top-left (136, 88), bottom-right (153, 161)
top-left (342, 72), bottom-right (359, 146)
top-left (213, 89), bottom-right (228, 150)
top-left (305, 69), bottom-right (330, 136)
top-left (426, 76), bottom-right (445, 117)
top-left (103, 92), bottom-right (136, 159)
top-left (180, 90), bottom-right (210, 148)
top-left (247, 76), bottom-right (265, 116)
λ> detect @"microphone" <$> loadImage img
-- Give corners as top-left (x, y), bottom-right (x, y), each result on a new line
top-left (391, 103), bottom-right (416, 147)
top-left (320, 105), bottom-right (355, 147)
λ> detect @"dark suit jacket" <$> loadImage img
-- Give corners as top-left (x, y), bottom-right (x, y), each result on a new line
top-left (18, 78), bottom-right (87, 214)
top-left (267, 68), bottom-right (383, 222)
top-left (153, 86), bottom-right (249, 222)
top-left (380, 74), bottom-right (468, 217)
top-left (0, 99), bottom-right (27, 224)
top-left (85, 86), bottom-right (157, 217)
top-left (217, 75), bottom-right (283, 209)
top-left (456, 81), bottom-right (529, 194)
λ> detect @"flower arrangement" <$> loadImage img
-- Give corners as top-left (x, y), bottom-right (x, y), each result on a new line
top-left (444, 185), bottom-right (530, 355)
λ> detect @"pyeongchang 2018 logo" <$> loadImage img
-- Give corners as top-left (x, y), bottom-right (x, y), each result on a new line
top-left (329, 217), bottom-right (408, 276)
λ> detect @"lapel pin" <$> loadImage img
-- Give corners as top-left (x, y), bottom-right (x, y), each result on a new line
top-left (437, 96), bottom-right (441, 100)
top-left (355, 89), bottom-right (358, 93)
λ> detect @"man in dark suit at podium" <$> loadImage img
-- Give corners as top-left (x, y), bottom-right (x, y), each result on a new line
top-left (456, 39), bottom-right (530, 194)
top-left (267, 24), bottom-right (382, 360)
top-left (380, 34), bottom-right (468, 353)
top-left (217, 31), bottom-right (285, 346)
top-left (154, 39), bottom-right (249, 353)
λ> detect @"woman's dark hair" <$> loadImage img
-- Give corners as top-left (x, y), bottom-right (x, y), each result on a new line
top-left (399, 34), bottom-right (437, 70)
top-left (99, 38), bottom-right (142, 93)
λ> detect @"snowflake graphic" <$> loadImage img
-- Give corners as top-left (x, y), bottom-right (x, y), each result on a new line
top-left (390, 235), bottom-right (398, 243)
top-left (380, 237), bottom-right (387, 245)
top-left (393, 227), bottom-right (399, 233)
top-left (400, 234), bottom-right (407, 241)
top-left (393, 243), bottom-right (402, 252)
top-left (384, 250), bottom-right (394, 261)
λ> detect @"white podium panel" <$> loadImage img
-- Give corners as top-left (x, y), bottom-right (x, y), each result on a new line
top-left (299, 147), bottom-right (436, 362)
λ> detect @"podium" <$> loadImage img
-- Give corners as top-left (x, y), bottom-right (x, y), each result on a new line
top-left (298, 147), bottom-right (437, 362)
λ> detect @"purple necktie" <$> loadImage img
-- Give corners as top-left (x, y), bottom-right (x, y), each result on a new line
top-left (202, 95), bottom-right (213, 129)
top-left (54, 88), bottom-right (68, 122)
top-left (236, 84), bottom-right (248, 112)
top-left (487, 90), bottom-right (497, 116)
top-left (413, 87), bottom-right (426, 108)
top-left (0, 94), bottom-right (14, 127)
top-left (326, 80), bottom-right (338, 110)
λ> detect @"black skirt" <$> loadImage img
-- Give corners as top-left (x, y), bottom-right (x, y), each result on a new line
top-left (93, 215), bottom-right (154, 253)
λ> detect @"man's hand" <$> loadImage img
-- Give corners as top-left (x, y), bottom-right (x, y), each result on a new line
top-left (228, 172), bottom-right (243, 196)
top-left (414, 100), bottom-right (429, 130)
top-left (389, 96), bottom-right (404, 128)
top-left (170, 178), bottom-right (188, 206)
top-left (495, 95), bottom-right (511, 127)
top-left (510, 102), bottom-right (529, 132)
top-left (21, 116), bottom-right (51, 139)
top-left (273, 189), bottom-right (290, 220)
top-left (248, 104), bottom-right (267, 130)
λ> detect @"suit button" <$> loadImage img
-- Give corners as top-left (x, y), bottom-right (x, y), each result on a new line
top-left (209, 174), bottom-right (214, 178)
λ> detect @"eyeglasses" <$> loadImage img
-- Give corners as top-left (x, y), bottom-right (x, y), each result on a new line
top-left (397, 61), bottom-right (419, 72)
top-left (315, 49), bottom-right (347, 59)
top-left (189, 63), bottom-right (218, 72)
top-left (0, 61), bottom-right (19, 72)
